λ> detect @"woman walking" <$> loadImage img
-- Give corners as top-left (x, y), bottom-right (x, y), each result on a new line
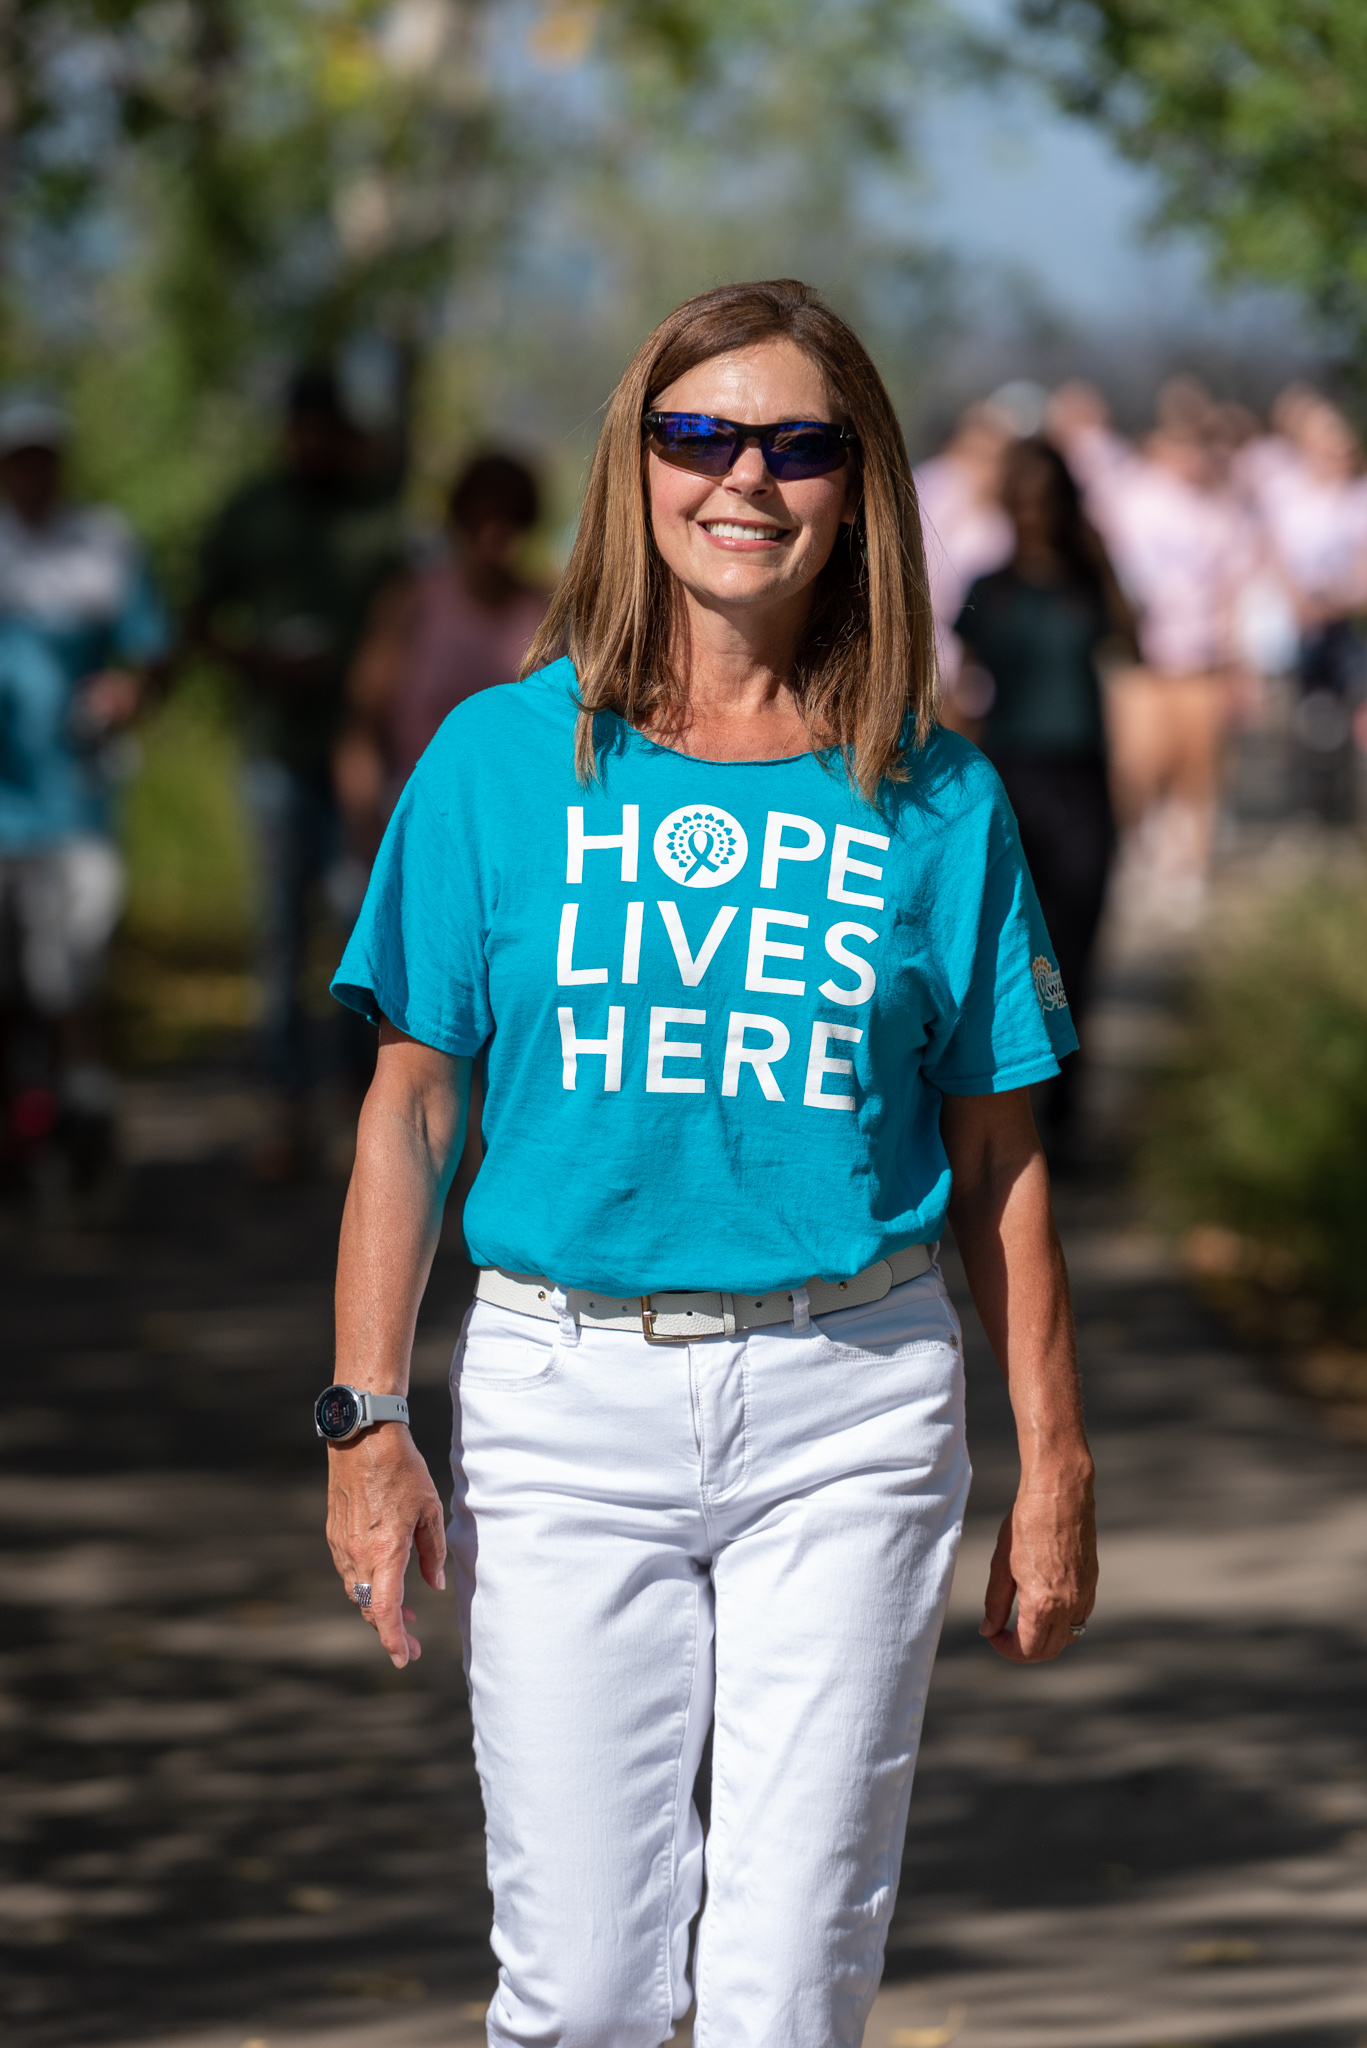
top-left (955, 436), bottom-right (1132, 1157)
top-left (321, 279), bottom-right (1096, 2048)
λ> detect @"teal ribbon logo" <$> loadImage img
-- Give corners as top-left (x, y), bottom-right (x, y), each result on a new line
top-left (654, 804), bottom-right (748, 889)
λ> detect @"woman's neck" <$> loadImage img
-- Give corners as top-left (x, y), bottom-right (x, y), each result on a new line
top-left (1012, 541), bottom-right (1065, 584)
top-left (644, 588), bottom-right (818, 761)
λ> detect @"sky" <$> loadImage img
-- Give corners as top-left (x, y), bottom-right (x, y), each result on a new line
top-left (908, 4), bottom-right (1312, 364)
top-left (914, 74), bottom-right (1210, 327)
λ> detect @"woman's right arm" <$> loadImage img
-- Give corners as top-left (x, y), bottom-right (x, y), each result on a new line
top-left (326, 1022), bottom-right (471, 1666)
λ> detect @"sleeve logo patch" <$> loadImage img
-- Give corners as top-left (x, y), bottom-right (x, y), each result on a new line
top-left (1032, 955), bottom-right (1068, 1012)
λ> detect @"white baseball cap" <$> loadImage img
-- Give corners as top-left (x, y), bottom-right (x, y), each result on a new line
top-left (0, 394), bottom-right (70, 457)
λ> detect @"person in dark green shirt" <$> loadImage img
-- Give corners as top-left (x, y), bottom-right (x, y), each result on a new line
top-left (190, 369), bottom-right (405, 1174)
top-left (955, 436), bottom-right (1135, 1156)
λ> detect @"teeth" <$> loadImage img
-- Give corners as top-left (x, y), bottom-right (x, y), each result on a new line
top-left (704, 521), bottom-right (784, 539)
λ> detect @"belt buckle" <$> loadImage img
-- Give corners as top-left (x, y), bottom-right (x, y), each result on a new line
top-left (640, 1296), bottom-right (693, 1346)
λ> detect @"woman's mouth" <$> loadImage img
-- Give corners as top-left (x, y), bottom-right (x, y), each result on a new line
top-left (699, 519), bottom-right (792, 547)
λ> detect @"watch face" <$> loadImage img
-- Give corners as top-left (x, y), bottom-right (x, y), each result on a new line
top-left (316, 1385), bottom-right (360, 1440)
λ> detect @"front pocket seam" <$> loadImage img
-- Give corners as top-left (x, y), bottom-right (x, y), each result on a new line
top-left (813, 1334), bottom-right (957, 1363)
top-left (455, 1362), bottom-right (561, 1391)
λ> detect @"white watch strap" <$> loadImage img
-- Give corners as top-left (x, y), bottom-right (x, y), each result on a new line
top-left (357, 1392), bottom-right (410, 1429)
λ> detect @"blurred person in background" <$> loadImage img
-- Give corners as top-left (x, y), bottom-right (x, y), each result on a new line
top-left (189, 367), bottom-right (405, 1180)
top-left (1240, 388), bottom-right (1367, 820)
top-left (913, 398), bottom-right (1016, 725)
top-left (333, 449), bottom-right (549, 1234)
top-left (1050, 378), bottom-right (1255, 922)
top-left (0, 395), bottom-right (168, 1215)
top-left (955, 437), bottom-right (1134, 1162)
top-left (335, 451), bottom-right (549, 859)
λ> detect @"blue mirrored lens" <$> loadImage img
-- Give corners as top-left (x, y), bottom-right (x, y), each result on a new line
top-left (647, 414), bottom-right (849, 478)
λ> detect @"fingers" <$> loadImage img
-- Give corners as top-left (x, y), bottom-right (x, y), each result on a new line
top-left (982, 1482), bottom-right (1097, 1662)
top-left (414, 1494), bottom-right (448, 1593)
top-left (1007, 1598), bottom-right (1075, 1663)
top-left (325, 1431), bottom-right (448, 1667)
top-left (983, 1603), bottom-right (1066, 1663)
top-left (978, 1512), bottom-right (1018, 1645)
top-left (350, 1554), bottom-right (419, 1663)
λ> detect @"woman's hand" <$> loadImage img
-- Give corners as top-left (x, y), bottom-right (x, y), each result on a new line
top-left (326, 1025), bottom-right (471, 1666)
top-left (980, 1462), bottom-right (1097, 1663)
top-left (941, 1087), bottom-right (1099, 1666)
top-left (327, 1423), bottom-right (448, 1667)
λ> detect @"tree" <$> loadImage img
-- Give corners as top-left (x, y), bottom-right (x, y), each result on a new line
top-left (1014, 0), bottom-right (1367, 353)
top-left (0, 0), bottom-right (952, 566)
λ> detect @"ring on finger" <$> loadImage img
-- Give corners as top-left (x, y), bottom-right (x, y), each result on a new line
top-left (353, 1582), bottom-right (373, 1610)
top-left (1068, 1621), bottom-right (1087, 1639)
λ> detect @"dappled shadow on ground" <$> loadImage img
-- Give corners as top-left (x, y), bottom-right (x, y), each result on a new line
top-left (2, 1075), bottom-right (1366, 2045)
top-left (0, 1105), bottom-right (484, 2043)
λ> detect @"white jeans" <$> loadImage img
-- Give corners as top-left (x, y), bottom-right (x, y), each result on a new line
top-left (0, 837), bottom-right (125, 1013)
top-left (448, 1268), bottom-right (970, 2048)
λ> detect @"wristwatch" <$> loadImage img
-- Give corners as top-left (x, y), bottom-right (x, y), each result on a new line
top-left (314, 1384), bottom-right (411, 1444)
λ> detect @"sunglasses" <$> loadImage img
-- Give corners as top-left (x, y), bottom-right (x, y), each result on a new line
top-left (643, 411), bottom-right (858, 481)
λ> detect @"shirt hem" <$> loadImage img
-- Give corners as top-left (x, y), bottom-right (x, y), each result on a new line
top-left (929, 1049), bottom-right (1068, 1096)
top-left (330, 979), bottom-right (485, 1059)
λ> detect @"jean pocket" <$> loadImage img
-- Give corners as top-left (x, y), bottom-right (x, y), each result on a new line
top-left (813, 1274), bottom-right (961, 1361)
top-left (455, 1304), bottom-right (564, 1390)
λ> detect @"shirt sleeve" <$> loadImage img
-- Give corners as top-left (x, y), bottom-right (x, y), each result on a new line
top-left (921, 788), bottom-right (1078, 1096)
top-left (331, 752), bottom-right (494, 1058)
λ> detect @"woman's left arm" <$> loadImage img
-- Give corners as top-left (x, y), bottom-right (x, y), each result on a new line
top-left (940, 1087), bottom-right (1097, 1663)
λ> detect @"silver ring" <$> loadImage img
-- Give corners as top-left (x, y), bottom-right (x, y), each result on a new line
top-left (1069, 1622), bottom-right (1087, 1638)
top-left (353, 1583), bottom-right (372, 1610)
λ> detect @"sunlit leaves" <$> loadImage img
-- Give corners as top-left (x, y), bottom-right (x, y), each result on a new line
top-left (1015, 0), bottom-right (1367, 348)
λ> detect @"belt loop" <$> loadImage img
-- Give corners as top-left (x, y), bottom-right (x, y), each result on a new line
top-left (549, 1284), bottom-right (580, 1346)
top-left (791, 1283), bottom-right (811, 1334)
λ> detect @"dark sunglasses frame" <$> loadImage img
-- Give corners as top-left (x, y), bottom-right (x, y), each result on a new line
top-left (642, 410), bottom-right (858, 481)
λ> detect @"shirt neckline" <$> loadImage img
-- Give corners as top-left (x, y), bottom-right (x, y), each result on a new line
top-left (616, 714), bottom-right (828, 770)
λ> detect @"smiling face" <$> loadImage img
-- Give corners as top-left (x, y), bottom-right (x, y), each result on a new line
top-left (647, 339), bottom-right (858, 641)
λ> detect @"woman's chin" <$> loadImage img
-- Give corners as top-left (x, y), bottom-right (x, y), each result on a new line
top-left (680, 567), bottom-right (811, 617)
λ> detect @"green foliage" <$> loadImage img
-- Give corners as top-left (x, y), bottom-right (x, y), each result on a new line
top-left (1, 1), bottom-right (943, 397)
top-left (65, 307), bottom-right (266, 601)
top-left (1142, 881), bottom-right (1367, 1312)
top-left (1014, 0), bottom-right (1367, 352)
top-left (119, 669), bottom-right (251, 954)
top-left (0, 0), bottom-right (954, 590)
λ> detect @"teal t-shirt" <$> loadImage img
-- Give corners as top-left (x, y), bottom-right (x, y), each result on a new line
top-left (333, 658), bottom-right (1076, 1297)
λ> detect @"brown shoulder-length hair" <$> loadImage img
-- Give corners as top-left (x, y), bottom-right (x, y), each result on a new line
top-left (520, 278), bottom-right (937, 800)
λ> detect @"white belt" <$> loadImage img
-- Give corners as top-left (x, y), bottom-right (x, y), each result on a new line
top-left (474, 1243), bottom-right (934, 1345)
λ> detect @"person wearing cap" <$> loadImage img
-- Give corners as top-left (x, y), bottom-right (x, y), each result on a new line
top-left (189, 367), bottom-right (406, 1179)
top-left (0, 394), bottom-right (169, 1207)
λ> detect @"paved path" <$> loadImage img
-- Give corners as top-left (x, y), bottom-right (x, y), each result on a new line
top-left (2, 925), bottom-right (1366, 2047)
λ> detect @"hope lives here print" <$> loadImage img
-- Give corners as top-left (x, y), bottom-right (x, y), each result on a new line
top-left (556, 802), bottom-right (897, 1112)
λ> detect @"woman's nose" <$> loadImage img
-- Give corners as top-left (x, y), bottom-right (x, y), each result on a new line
top-left (726, 439), bottom-right (772, 489)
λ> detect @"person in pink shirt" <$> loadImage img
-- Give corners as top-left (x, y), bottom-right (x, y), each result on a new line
top-left (334, 451), bottom-right (550, 1221)
top-left (1049, 381), bottom-right (1254, 913)
top-left (914, 400), bottom-right (1015, 723)
top-left (335, 452), bottom-right (550, 856)
top-left (1245, 391), bottom-right (1367, 817)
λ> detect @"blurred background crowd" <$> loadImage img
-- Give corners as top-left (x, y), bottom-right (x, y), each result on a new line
top-left (0, 0), bottom-right (1362, 1254)
top-left (6, 6), bottom-right (1367, 2041)
top-left (5, 351), bottom-right (1367, 1209)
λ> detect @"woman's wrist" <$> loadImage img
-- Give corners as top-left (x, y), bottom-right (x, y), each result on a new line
top-left (327, 1417), bottom-right (415, 1456)
top-left (1016, 1445), bottom-right (1094, 1491)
